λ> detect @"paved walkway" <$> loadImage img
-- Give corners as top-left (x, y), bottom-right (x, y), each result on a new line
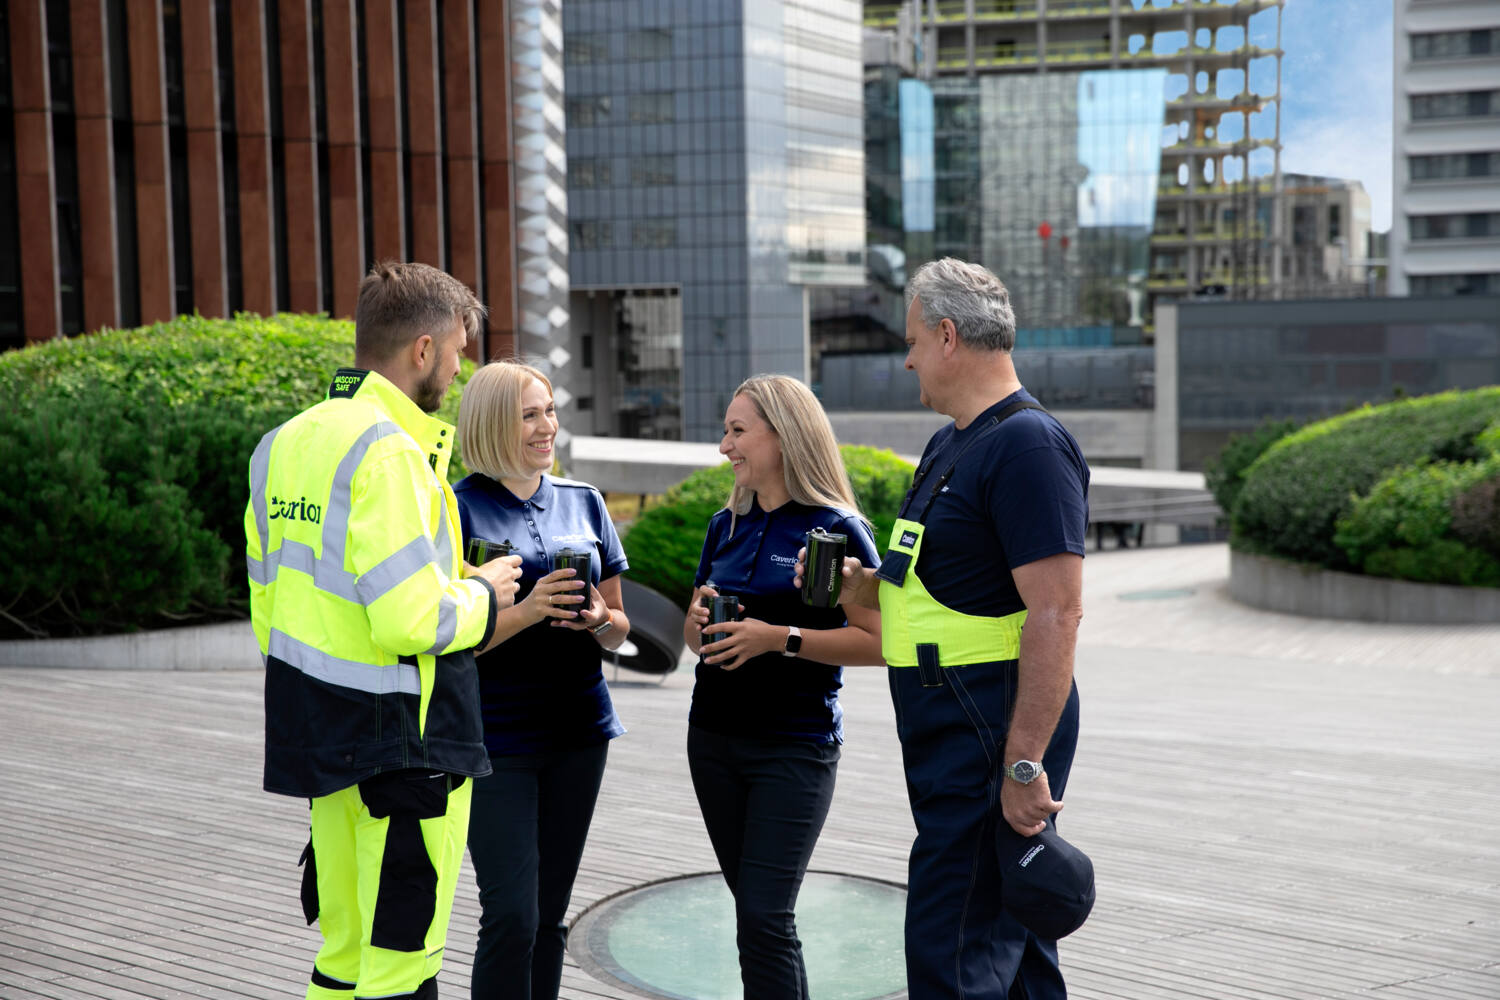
top-left (1, 544), bottom-right (1496, 999)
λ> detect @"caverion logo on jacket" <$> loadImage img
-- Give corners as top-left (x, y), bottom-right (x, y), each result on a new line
top-left (268, 496), bottom-right (323, 524)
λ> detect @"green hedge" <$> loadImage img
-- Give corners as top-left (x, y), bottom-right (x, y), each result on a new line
top-left (1333, 456), bottom-right (1500, 587)
top-left (1202, 417), bottom-right (1298, 519)
top-left (1232, 387), bottom-right (1500, 575)
top-left (0, 313), bottom-right (474, 639)
top-left (622, 445), bottom-right (915, 607)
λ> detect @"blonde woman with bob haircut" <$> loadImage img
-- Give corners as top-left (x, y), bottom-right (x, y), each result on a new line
top-left (681, 373), bottom-right (883, 998)
top-left (453, 360), bottom-right (631, 1000)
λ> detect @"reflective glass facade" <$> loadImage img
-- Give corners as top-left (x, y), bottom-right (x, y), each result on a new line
top-left (1172, 296), bottom-right (1500, 469)
top-left (563, 0), bottom-right (864, 441)
top-left (814, 66), bottom-right (1165, 365)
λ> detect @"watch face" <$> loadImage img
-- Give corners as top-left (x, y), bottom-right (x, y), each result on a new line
top-left (1010, 760), bottom-right (1040, 784)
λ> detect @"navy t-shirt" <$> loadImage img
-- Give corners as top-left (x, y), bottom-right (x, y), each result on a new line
top-left (690, 498), bottom-right (880, 744)
top-left (454, 473), bottom-right (629, 756)
top-left (902, 388), bottom-right (1090, 617)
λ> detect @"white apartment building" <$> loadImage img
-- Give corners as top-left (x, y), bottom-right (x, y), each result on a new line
top-left (1391, 0), bottom-right (1500, 296)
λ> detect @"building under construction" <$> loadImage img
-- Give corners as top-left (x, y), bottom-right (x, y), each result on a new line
top-left (863, 0), bottom-right (1286, 333)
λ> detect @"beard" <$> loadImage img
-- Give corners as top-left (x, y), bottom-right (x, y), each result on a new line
top-left (414, 366), bottom-right (448, 413)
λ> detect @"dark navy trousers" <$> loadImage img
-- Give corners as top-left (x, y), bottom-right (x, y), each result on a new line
top-left (467, 744), bottom-right (608, 1000)
top-left (889, 659), bottom-right (1081, 1000)
top-left (687, 726), bottom-right (840, 1000)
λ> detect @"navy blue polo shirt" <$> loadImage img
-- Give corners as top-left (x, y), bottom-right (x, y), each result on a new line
top-left (690, 499), bottom-right (880, 744)
top-left (454, 473), bottom-right (629, 756)
top-left (903, 388), bottom-right (1090, 617)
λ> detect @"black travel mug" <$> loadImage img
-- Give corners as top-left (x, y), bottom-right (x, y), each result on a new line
top-left (801, 528), bottom-right (848, 608)
top-left (466, 537), bottom-right (514, 565)
top-left (704, 593), bottom-right (740, 632)
top-left (552, 547), bottom-right (594, 615)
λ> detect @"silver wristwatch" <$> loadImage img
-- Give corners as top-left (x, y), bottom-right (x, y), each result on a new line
top-left (1005, 760), bottom-right (1044, 785)
top-left (588, 617), bottom-right (614, 637)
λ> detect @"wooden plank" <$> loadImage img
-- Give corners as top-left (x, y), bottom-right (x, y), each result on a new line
top-left (0, 546), bottom-right (1496, 998)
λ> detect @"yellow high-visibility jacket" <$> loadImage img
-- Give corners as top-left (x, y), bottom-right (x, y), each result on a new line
top-left (246, 368), bottom-right (496, 798)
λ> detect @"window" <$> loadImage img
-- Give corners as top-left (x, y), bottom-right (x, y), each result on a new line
top-left (1328, 204), bottom-right (1341, 242)
top-left (632, 220), bottom-right (676, 248)
top-left (1410, 90), bottom-right (1500, 120)
top-left (630, 155), bottom-right (675, 185)
top-left (565, 33), bottom-right (608, 65)
top-left (627, 29), bottom-right (672, 61)
top-left (1410, 28), bottom-right (1498, 60)
top-left (1292, 205), bottom-right (1316, 246)
top-left (570, 221), bottom-right (613, 249)
top-left (629, 92), bottom-right (674, 124)
top-left (1410, 152), bottom-right (1500, 181)
top-left (1409, 273), bottom-right (1500, 296)
top-left (1409, 212), bottom-right (1500, 240)
top-left (566, 96), bottom-right (612, 127)
top-left (569, 158), bottom-right (612, 189)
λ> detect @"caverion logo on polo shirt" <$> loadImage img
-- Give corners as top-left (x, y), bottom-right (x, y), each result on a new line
top-left (900, 531), bottom-right (918, 548)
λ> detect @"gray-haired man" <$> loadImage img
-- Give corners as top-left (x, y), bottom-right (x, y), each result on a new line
top-left (803, 258), bottom-right (1091, 997)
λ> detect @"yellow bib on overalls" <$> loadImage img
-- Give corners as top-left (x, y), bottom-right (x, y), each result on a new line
top-left (876, 398), bottom-right (1044, 669)
top-left (877, 516), bottom-right (1026, 667)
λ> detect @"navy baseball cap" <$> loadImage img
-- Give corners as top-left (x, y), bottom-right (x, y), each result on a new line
top-left (995, 822), bottom-right (1096, 940)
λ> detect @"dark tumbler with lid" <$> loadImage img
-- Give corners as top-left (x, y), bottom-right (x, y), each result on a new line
top-left (801, 527), bottom-right (847, 608)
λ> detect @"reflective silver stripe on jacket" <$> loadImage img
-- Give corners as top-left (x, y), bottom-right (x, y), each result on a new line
top-left (246, 425), bottom-right (282, 586)
top-left (268, 629), bottom-right (422, 696)
top-left (249, 419), bottom-right (456, 608)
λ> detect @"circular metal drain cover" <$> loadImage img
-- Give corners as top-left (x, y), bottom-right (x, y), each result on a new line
top-left (1118, 587), bottom-right (1196, 601)
top-left (569, 871), bottom-right (907, 1000)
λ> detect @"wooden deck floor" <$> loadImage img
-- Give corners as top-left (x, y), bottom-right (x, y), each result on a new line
top-left (2, 544), bottom-right (1497, 999)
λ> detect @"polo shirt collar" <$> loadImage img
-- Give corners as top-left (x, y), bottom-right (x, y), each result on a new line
top-left (485, 473), bottom-right (553, 510)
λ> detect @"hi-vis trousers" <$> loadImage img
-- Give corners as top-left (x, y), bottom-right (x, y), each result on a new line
top-left (301, 770), bottom-right (472, 1000)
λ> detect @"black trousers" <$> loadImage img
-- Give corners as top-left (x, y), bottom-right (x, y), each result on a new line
top-left (687, 726), bottom-right (840, 1000)
top-left (466, 743), bottom-right (609, 1000)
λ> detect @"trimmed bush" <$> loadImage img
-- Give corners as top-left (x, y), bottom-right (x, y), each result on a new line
top-left (1202, 417), bottom-right (1298, 519)
top-left (1451, 472), bottom-right (1500, 557)
top-left (0, 313), bottom-right (475, 638)
top-left (1333, 456), bottom-right (1500, 587)
top-left (1232, 387), bottom-right (1500, 571)
top-left (622, 446), bottom-right (916, 607)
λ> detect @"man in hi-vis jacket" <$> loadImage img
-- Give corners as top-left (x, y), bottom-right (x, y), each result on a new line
top-left (246, 262), bottom-right (521, 1000)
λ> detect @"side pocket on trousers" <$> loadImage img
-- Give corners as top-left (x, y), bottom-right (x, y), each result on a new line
top-left (371, 813), bottom-right (439, 952)
top-left (298, 839), bottom-right (318, 926)
top-left (360, 771), bottom-right (450, 953)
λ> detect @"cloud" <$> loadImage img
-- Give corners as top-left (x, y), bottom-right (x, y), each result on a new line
top-left (1278, 0), bottom-right (1394, 231)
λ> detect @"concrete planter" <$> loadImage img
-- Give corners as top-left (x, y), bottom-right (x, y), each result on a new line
top-left (1229, 549), bottom-right (1500, 625)
top-left (0, 619), bottom-right (260, 670)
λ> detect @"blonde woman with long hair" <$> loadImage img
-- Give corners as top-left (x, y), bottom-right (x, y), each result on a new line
top-left (680, 374), bottom-right (882, 998)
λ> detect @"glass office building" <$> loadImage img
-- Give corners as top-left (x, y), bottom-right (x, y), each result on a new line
top-left (816, 65), bottom-right (1165, 364)
top-left (563, 0), bottom-right (864, 441)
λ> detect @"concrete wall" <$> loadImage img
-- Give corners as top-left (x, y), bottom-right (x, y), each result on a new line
top-left (829, 408), bottom-right (1156, 467)
top-left (1230, 550), bottom-right (1500, 625)
top-left (0, 621), bottom-right (260, 670)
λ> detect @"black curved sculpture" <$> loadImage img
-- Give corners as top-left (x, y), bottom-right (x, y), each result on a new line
top-left (608, 578), bottom-right (688, 676)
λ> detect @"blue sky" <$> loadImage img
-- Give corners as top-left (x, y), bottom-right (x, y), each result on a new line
top-left (1276, 0), bottom-right (1394, 231)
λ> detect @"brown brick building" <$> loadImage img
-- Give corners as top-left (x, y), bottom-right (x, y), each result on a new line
top-left (0, 0), bottom-right (565, 361)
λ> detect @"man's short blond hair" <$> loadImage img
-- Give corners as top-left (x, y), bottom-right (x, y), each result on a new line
top-left (458, 360), bottom-right (554, 482)
top-left (354, 261), bottom-right (487, 363)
